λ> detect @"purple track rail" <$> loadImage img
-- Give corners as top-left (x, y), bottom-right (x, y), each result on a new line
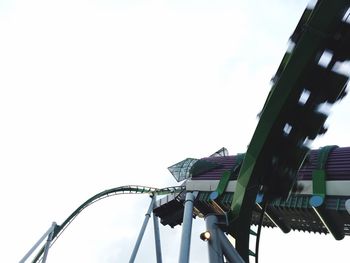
top-left (192, 146), bottom-right (350, 181)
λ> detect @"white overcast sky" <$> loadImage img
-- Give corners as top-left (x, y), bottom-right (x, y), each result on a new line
top-left (1, 0), bottom-right (350, 262)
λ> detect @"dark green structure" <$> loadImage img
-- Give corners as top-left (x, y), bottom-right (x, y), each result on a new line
top-left (229, 1), bottom-right (350, 261)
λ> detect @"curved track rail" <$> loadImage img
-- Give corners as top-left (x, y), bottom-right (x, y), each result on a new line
top-left (229, 1), bottom-right (350, 261)
top-left (31, 185), bottom-right (185, 263)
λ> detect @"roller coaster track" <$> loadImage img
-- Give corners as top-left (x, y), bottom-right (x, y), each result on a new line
top-left (31, 185), bottom-right (185, 263)
top-left (24, 2), bottom-right (350, 263)
top-left (228, 1), bottom-right (350, 262)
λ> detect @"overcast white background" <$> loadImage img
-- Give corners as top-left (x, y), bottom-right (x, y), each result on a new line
top-left (1, 0), bottom-right (350, 262)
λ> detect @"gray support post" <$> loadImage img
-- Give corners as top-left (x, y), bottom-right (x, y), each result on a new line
top-left (41, 222), bottom-right (57, 263)
top-left (205, 214), bottom-right (224, 263)
top-left (217, 229), bottom-right (245, 263)
top-left (178, 192), bottom-right (195, 263)
top-left (152, 207), bottom-right (162, 263)
top-left (19, 222), bottom-right (57, 263)
top-left (129, 196), bottom-right (156, 263)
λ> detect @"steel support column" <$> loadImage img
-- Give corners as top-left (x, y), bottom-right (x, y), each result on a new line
top-left (153, 208), bottom-right (162, 263)
top-left (205, 214), bottom-right (224, 263)
top-left (217, 228), bottom-right (245, 263)
top-left (178, 192), bottom-right (195, 263)
top-left (41, 222), bottom-right (56, 263)
top-left (19, 222), bottom-right (57, 263)
top-left (129, 196), bottom-right (156, 263)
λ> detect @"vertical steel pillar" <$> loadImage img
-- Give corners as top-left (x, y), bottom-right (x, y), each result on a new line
top-left (178, 192), bottom-right (195, 263)
top-left (19, 222), bottom-right (57, 263)
top-left (153, 207), bottom-right (162, 263)
top-left (129, 196), bottom-right (156, 263)
top-left (217, 229), bottom-right (245, 263)
top-left (205, 214), bottom-right (224, 263)
top-left (41, 222), bottom-right (56, 263)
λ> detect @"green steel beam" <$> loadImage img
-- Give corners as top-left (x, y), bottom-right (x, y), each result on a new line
top-left (210, 154), bottom-right (245, 200)
top-left (228, 1), bottom-right (350, 261)
top-left (312, 145), bottom-right (338, 198)
top-left (310, 145), bottom-right (344, 240)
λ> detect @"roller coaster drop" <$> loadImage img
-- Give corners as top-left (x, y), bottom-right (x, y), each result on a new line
top-left (22, 1), bottom-right (350, 262)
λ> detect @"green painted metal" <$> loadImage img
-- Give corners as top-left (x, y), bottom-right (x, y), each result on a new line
top-left (215, 170), bottom-right (232, 197)
top-left (312, 145), bottom-right (338, 198)
top-left (227, 1), bottom-right (350, 261)
top-left (248, 250), bottom-right (256, 257)
top-left (249, 229), bottom-right (257, 236)
top-left (211, 154), bottom-right (245, 199)
top-left (233, 154), bottom-right (245, 173)
top-left (310, 145), bottom-right (344, 240)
